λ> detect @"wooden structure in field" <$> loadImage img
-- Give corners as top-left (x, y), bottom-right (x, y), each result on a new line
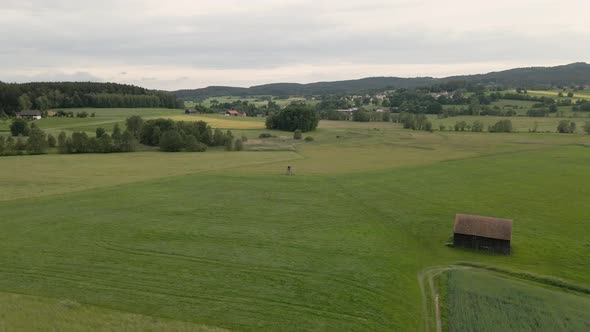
top-left (453, 214), bottom-right (512, 254)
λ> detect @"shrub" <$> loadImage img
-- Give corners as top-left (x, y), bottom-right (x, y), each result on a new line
top-left (439, 124), bottom-right (446, 131)
top-left (57, 132), bottom-right (67, 153)
top-left (557, 120), bottom-right (576, 134)
top-left (184, 135), bottom-right (207, 152)
top-left (0, 136), bottom-right (4, 155)
top-left (10, 119), bottom-right (30, 136)
top-left (96, 127), bottom-right (106, 138)
top-left (27, 127), bottom-right (48, 154)
top-left (454, 121), bottom-right (467, 131)
top-left (234, 139), bottom-right (244, 151)
top-left (304, 136), bottom-right (314, 142)
top-left (489, 120), bottom-right (513, 133)
top-left (47, 134), bottom-right (56, 148)
top-left (224, 138), bottom-right (234, 151)
top-left (241, 135), bottom-right (248, 142)
top-left (119, 130), bottom-right (137, 152)
top-left (97, 133), bottom-right (113, 153)
top-left (584, 122), bottom-right (590, 135)
top-left (159, 130), bottom-right (184, 152)
top-left (471, 121), bottom-right (484, 132)
top-left (293, 129), bottom-right (302, 140)
top-left (259, 133), bottom-right (273, 138)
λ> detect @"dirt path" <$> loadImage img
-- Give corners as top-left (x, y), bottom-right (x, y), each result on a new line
top-left (417, 265), bottom-right (473, 332)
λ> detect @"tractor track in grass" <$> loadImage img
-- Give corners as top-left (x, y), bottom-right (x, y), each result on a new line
top-left (0, 265), bottom-right (381, 329)
top-left (96, 241), bottom-right (392, 299)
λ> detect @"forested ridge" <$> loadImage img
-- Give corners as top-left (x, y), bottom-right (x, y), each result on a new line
top-left (173, 62), bottom-right (590, 99)
top-left (0, 82), bottom-right (183, 116)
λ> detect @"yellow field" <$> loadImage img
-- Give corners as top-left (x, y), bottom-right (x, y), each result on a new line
top-left (160, 115), bottom-right (265, 129)
top-left (528, 90), bottom-right (590, 100)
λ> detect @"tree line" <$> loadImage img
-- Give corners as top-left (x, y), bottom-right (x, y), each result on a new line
top-left (0, 115), bottom-right (248, 157)
top-left (0, 82), bottom-right (183, 116)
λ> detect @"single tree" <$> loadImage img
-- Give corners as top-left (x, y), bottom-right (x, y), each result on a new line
top-left (112, 124), bottom-right (122, 143)
top-left (159, 130), bottom-right (184, 152)
top-left (96, 127), bottom-right (106, 138)
top-left (47, 134), bottom-right (57, 148)
top-left (27, 126), bottom-right (48, 154)
top-left (97, 133), bottom-right (113, 153)
top-left (234, 139), bottom-right (244, 151)
top-left (10, 119), bottom-right (30, 136)
top-left (57, 131), bottom-right (68, 153)
top-left (126, 115), bottom-right (144, 139)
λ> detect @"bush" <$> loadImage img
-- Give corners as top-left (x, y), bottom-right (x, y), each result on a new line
top-left (454, 121), bottom-right (467, 131)
top-left (27, 127), bottom-right (48, 154)
top-left (304, 136), bottom-right (314, 142)
top-left (259, 133), bottom-right (273, 138)
top-left (234, 139), bottom-right (244, 151)
top-left (185, 135), bottom-right (208, 152)
top-left (584, 122), bottom-right (590, 135)
top-left (97, 133), bottom-right (113, 153)
top-left (159, 130), bottom-right (184, 152)
top-left (47, 134), bottom-right (56, 148)
top-left (119, 130), bottom-right (137, 152)
top-left (241, 135), bottom-right (248, 142)
top-left (489, 120), bottom-right (513, 133)
top-left (265, 104), bottom-right (319, 132)
top-left (224, 138), bottom-right (234, 151)
top-left (57, 132), bottom-right (67, 153)
top-left (471, 121), bottom-right (484, 132)
top-left (10, 119), bottom-right (30, 136)
top-left (96, 127), bottom-right (106, 138)
top-left (293, 129), bottom-right (302, 140)
top-left (439, 124), bottom-right (446, 131)
top-left (557, 120), bottom-right (576, 134)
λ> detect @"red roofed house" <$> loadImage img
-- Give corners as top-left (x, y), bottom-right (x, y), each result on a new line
top-left (226, 110), bottom-right (247, 117)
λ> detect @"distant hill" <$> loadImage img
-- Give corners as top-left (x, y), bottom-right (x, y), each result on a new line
top-left (443, 62), bottom-right (590, 87)
top-left (173, 62), bottom-right (590, 100)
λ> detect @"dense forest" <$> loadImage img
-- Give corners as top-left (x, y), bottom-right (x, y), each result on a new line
top-left (173, 63), bottom-right (590, 100)
top-left (0, 82), bottom-right (183, 116)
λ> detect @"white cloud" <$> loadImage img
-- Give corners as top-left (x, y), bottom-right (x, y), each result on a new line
top-left (1, 0), bottom-right (589, 89)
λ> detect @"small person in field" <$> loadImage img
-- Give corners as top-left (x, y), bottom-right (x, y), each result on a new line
top-left (286, 165), bottom-right (293, 175)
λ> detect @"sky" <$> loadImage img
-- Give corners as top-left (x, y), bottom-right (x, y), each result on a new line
top-left (1, 0), bottom-right (589, 90)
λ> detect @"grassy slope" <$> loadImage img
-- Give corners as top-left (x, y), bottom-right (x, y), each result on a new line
top-left (445, 270), bottom-right (590, 332)
top-left (1, 114), bottom-right (590, 330)
top-left (0, 292), bottom-right (226, 332)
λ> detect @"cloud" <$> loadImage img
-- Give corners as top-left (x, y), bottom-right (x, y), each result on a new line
top-left (1, 0), bottom-right (589, 89)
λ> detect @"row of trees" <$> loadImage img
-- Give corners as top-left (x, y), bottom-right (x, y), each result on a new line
top-left (0, 82), bottom-right (183, 116)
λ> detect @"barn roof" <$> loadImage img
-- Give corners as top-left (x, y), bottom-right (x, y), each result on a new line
top-left (453, 214), bottom-right (512, 241)
top-left (18, 110), bottom-right (41, 116)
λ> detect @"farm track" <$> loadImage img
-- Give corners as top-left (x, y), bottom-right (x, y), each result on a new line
top-left (418, 265), bottom-right (472, 332)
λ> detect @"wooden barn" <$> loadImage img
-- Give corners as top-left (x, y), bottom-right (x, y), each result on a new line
top-left (453, 214), bottom-right (513, 254)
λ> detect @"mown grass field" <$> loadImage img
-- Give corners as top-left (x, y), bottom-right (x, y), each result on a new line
top-left (1, 109), bottom-right (590, 330)
top-left (443, 269), bottom-right (590, 331)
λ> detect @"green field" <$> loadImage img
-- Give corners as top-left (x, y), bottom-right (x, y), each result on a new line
top-left (1, 109), bottom-right (590, 330)
top-left (442, 269), bottom-right (590, 331)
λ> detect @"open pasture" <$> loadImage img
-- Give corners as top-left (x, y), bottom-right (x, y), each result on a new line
top-left (1, 113), bottom-right (590, 330)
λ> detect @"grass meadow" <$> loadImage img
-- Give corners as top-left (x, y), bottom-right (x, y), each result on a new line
top-left (1, 109), bottom-right (590, 330)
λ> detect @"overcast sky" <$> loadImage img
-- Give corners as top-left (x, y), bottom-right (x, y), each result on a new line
top-left (1, 0), bottom-right (589, 90)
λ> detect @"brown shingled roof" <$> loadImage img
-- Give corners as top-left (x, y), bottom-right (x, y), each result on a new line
top-left (453, 214), bottom-right (513, 241)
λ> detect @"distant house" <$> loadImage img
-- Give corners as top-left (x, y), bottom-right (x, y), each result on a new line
top-left (375, 109), bottom-right (385, 113)
top-left (185, 109), bottom-right (199, 114)
top-left (16, 110), bottom-right (42, 120)
top-left (226, 110), bottom-right (246, 117)
top-left (453, 214), bottom-right (512, 254)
